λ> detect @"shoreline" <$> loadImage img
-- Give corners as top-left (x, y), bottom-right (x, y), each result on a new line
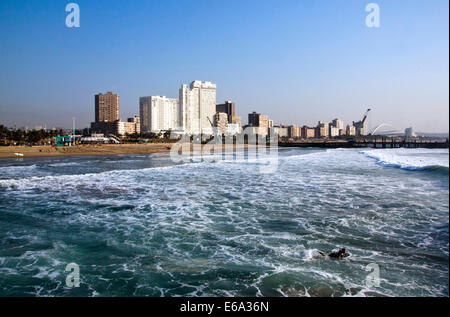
top-left (0, 144), bottom-right (175, 159)
top-left (1, 140), bottom-right (447, 160)
top-left (0, 143), bottom-right (268, 159)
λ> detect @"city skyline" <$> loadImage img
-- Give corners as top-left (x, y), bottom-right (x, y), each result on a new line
top-left (0, 0), bottom-right (448, 132)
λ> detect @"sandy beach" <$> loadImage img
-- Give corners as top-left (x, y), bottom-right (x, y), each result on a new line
top-left (0, 143), bottom-right (175, 159)
top-left (0, 143), bottom-right (267, 159)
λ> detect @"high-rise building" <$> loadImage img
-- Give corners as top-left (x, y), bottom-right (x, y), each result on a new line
top-left (353, 120), bottom-right (368, 136)
top-left (180, 81), bottom-right (217, 135)
top-left (302, 126), bottom-right (316, 139)
top-left (288, 125), bottom-right (301, 139)
top-left (217, 100), bottom-right (241, 129)
top-left (95, 92), bottom-right (119, 123)
top-left (316, 121), bottom-right (329, 138)
top-left (329, 126), bottom-right (340, 138)
top-left (248, 112), bottom-right (269, 128)
top-left (140, 96), bottom-right (180, 133)
top-left (346, 124), bottom-right (356, 136)
top-left (216, 101), bottom-right (235, 121)
top-left (331, 119), bottom-right (344, 130)
top-left (405, 127), bottom-right (415, 138)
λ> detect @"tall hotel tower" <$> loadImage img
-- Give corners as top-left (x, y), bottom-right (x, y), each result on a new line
top-left (139, 96), bottom-right (180, 133)
top-left (179, 81), bottom-right (216, 135)
top-left (95, 92), bottom-right (120, 123)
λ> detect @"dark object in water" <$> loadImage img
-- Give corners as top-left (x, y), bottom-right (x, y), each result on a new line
top-left (318, 248), bottom-right (349, 259)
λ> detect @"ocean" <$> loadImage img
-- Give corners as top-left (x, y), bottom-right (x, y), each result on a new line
top-left (0, 147), bottom-right (448, 297)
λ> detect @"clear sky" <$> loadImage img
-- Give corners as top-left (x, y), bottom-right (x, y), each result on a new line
top-left (0, 0), bottom-right (448, 132)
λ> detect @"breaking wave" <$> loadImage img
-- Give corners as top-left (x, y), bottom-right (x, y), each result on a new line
top-left (360, 148), bottom-right (449, 171)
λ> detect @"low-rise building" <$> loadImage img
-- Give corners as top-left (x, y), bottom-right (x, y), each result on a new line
top-left (270, 126), bottom-right (289, 138)
top-left (214, 112), bottom-right (228, 136)
top-left (91, 118), bottom-right (140, 137)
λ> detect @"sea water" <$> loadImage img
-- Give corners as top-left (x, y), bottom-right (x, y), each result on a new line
top-left (0, 148), bottom-right (448, 296)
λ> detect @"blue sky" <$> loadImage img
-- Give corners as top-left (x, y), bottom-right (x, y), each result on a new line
top-left (0, 0), bottom-right (448, 132)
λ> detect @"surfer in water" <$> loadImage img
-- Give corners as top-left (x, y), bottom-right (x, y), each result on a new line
top-left (318, 248), bottom-right (348, 259)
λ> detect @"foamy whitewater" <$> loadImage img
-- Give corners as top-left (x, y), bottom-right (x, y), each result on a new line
top-left (0, 148), bottom-right (448, 296)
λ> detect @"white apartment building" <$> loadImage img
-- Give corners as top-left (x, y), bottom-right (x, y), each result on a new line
top-left (331, 119), bottom-right (344, 130)
top-left (329, 126), bottom-right (340, 137)
top-left (179, 81), bottom-right (217, 135)
top-left (140, 96), bottom-right (180, 133)
top-left (346, 124), bottom-right (356, 136)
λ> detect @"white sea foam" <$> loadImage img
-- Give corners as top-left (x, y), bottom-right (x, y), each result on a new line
top-left (360, 148), bottom-right (449, 170)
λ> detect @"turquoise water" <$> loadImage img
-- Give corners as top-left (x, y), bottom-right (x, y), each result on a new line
top-left (0, 148), bottom-right (448, 297)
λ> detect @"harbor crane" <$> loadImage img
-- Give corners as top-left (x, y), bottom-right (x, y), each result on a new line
top-left (353, 108), bottom-right (372, 136)
top-left (361, 108), bottom-right (371, 124)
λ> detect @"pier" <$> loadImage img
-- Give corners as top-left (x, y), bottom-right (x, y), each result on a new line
top-left (278, 138), bottom-right (449, 149)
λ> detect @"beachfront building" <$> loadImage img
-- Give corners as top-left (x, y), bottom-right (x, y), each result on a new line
top-left (95, 92), bottom-right (120, 123)
top-left (346, 124), bottom-right (356, 136)
top-left (180, 81), bottom-right (217, 135)
top-left (116, 120), bottom-right (139, 136)
top-left (214, 112), bottom-right (229, 136)
top-left (139, 96), bottom-right (180, 133)
top-left (331, 119), bottom-right (344, 130)
top-left (329, 126), bottom-right (340, 138)
top-left (353, 120), bottom-right (369, 136)
top-left (316, 121), bottom-right (329, 138)
top-left (288, 125), bottom-right (302, 139)
top-left (302, 126), bottom-right (316, 139)
top-left (216, 100), bottom-right (242, 130)
top-left (405, 127), bottom-right (416, 138)
top-left (270, 126), bottom-right (289, 139)
top-left (246, 126), bottom-right (269, 137)
top-left (248, 112), bottom-right (270, 129)
top-left (216, 101), bottom-right (235, 122)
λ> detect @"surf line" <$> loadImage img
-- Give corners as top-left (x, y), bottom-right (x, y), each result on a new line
top-left (180, 301), bottom-right (214, 315)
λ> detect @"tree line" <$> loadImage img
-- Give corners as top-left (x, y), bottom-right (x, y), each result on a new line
top-left (0, 125), bottom-right (64, 145)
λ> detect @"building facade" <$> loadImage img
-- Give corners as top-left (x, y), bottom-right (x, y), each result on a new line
top-left (180, 81), bottom-right (217, 135)
top-left (214, 112), bottom-right (229, 136)
top-left (346, 124), bottom-right (356, 136)
top-left (329, 126), bottom-right (340, 138)
top-left (140, 96), bottom-right (180, 133)
top-left (302, 126), bottom-right (316, 139)
top-left (270, 126), bottom-right (289, 138)
top-left (331, 119), bottom-right (344, 130)
top-left (248, 112), bottom-right (270, 128)
top-left (316, 121), bottom-right (329, 138)
top-left (216, 101), bottom-right (235, 121)
top-left (288, 125), bottom-right (302, 139)
top-left (95, 92), bottom-right (119, 123)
